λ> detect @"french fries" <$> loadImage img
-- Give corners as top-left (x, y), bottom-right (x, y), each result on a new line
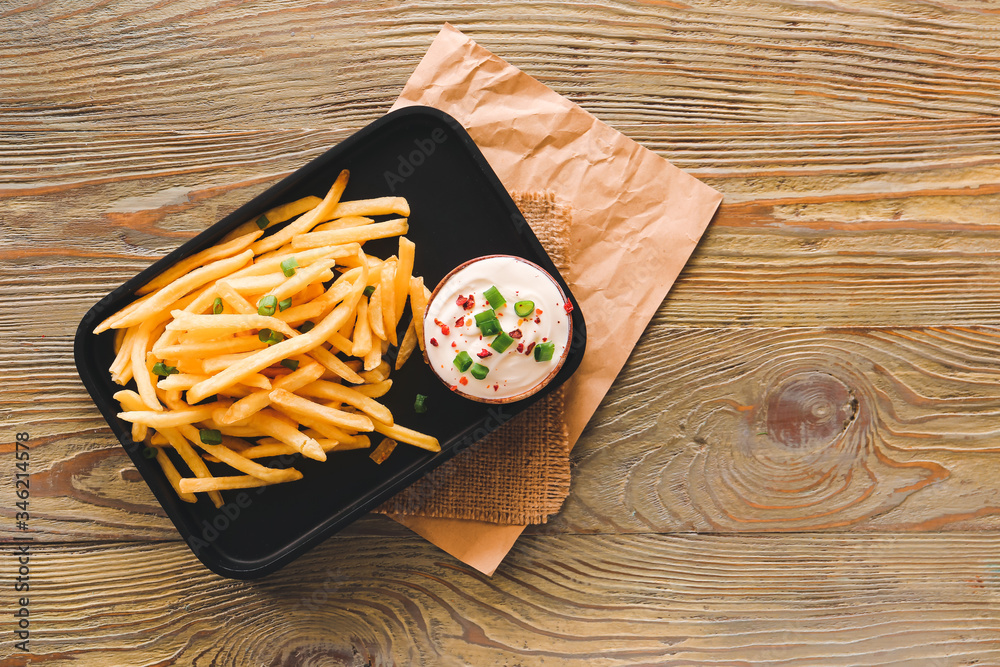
top-left (97, 172), bottom-right (439, 505)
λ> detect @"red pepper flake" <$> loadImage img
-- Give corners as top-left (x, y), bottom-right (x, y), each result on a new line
top-left (516, 343), bottom-right (524, 353)
top-left (455, 316), bottom-right (465, 327)
top-left (536, 308), bottom-right (543, 315)
top-left (509, 329), bottom-right (522, 339)
top-left (563, 301), bottom-right (574, 314)
top-left (456, 295), bottom-right (468, 307)
top-left (459, 376), bottom-right (469, 386)
top-left (534, 316), bottom-right (541, 324)
top-left (525, 341), bottom-right (536, 355)
top-left (542, 337), bottom-right (548, 342)
top-left (463, 294), bottom-right (475, 310)
top-left (434, 318), bottom-right (444, 326)
top-left (477, 349), bottom-right (492, 358)
top-left (430, 338), bottom-right (439, 347)
top-left (451, 341), bottom-right (457, 348)
top-left (493, 384), bottom-right (499, 391)
top-left (440, 324), bottom-right (451, 335)
top-left (450, 384), bottom-right (458, 391)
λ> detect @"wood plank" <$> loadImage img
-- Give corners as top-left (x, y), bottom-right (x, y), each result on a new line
top-left (553, 325), bottom-right (1000, 534)
top-left (2, 1), bottom-right (1000, 130)
top-left (2, 534), bottom-right (999, 665)
top-left (9, 325), bottom-right (1000, 540)
top-left (3, 125), bottom-right (1000, 333)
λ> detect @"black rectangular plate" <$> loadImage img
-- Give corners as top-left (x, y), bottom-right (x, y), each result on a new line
top-left (74, 106), bottom-right (586, 579)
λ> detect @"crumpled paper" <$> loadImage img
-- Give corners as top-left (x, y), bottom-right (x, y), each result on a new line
top-left (386, 25), bottom-right (723, 575)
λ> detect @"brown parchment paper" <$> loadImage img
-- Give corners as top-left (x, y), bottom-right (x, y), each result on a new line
top-left (386, 25), bottom-right (723, 575)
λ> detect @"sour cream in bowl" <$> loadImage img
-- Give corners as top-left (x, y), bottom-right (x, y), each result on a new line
top-left (422, 255), bottom-right (573, 403)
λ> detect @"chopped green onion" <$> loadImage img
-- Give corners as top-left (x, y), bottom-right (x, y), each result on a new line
top-left (453, 351), bottom-right (473, 372)
top-left (142, 446), bottom-right (157, 459)
top-left (278, 297), bottom-right (292, 311)
top-left (484, 286), bottom-right (506, 309)
top-left (514, 300), bottom-right (535, 318)
top-left (490, 331), bottom-right (515, 353)
top-left (299, 320), bottom-right (315, 333)
top-left (534, 341), bottom-right (555, 362)
top-left (212, 297), bottom-right (224, 315)
top-left (478, 318), bottom-right (502, 337)
top-left (280, 359), bottom-right (299, 371)
top-left (152, 362), bottom-right (178, 377)
top-left (470, 363), bottom-right (489, 380)
top-left (474, 309), bottom-right (497, 325)
top-left (258, 328), bottom-right (284, 345)
top-left (280, 256), bottom-right (298, 277)
top-left (363, 285), bottom-right (375, 297)
top-left (254, 214), bottom-right (270, 230)
top-left (257, 295), bottom-right (278, 316)
top-left (199, 429), bottom-right (223, 445)
top-left (414, 393), bottom-right (428, 414)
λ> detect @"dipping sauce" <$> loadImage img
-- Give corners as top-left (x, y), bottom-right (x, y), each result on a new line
top-left (423, 255), bottom-right (573, 402)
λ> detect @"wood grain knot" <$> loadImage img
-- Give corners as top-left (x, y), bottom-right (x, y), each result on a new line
top-left (649, 350), bottom-right (948, 532)
top-left (766, 373), bottom-right (857, 451)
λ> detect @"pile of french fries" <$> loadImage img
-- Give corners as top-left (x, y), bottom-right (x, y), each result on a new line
top-left (95, 169), bottom-right (438, 507)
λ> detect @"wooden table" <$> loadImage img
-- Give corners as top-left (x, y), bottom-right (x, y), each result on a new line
top-left (5, 1), bottom-right (1000, 664)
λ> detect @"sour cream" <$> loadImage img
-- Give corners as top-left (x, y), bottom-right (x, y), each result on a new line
top-left (423, 255), bottom-right (573, 402)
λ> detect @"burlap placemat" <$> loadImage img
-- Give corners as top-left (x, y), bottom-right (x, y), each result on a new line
top-left (376, 192), bottom-right (572, 525)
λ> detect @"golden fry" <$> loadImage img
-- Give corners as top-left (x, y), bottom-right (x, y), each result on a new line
top-left (178, 471), bottom-right (303, 494)
top-left (238, 435), bottom-right (369, 459)
top-left (409, 276), bottom-right (428, 352)
top-left (275, 275), bottom-right (355, 325)
top-left (117, 404), bottom-right (219, 428)
top-left (249, 409), bottom-right (326, 462)
top-left (174, 424), bottom-right (300, 483)
top-left (167, 312), bottom-right (298, 339)
top-left (327, 196), bottom-right (410, 219)
top-left (268, 388), bottom-right (374, 432)
top-left (394, 237), bottom-right (415, 317)
top-left (158, 427), bottom-right (224, 507)
top-left (363, 344), bottom-right (381, 373)
top-left (152, 335), bottom-right (265, 360)
top-left (351, 297), bottom-right (373, 358)
top-left (100, 250), bottom-right (253, 332)
top-left (306, 345), bottom-right (365, 384)
top-left (138, 230), bottom-right (263, 295)
top-left (371, 420), bottom-right (440, 452)
top-left (215, 281), bottom-right (256, 314)
top-left (368, 285), bottom-right (386, 340)
top-left (379, 258), bottom-right (397, 345)
top-left (221, 195), bottom-right (323, 242)
top-left (130, 321), bottom-right (163, 410)
top-left (295, 379), bottom-right (393, 425)
top-left (229, 244), bottom-right (359, 280)
top-left (110, 325), bottom-right (138, 382)
top-left (369, 438), bottom-right (397, 464)
top-left (359, 360), bottom-right (390, 384)
top-left (251, 170), bottom-right (350, 255)
top-left (154, 448), bottom-right (198, 503)
top-left (220, 273), bottom-right (286, 294)
top-left (265, 257), bottom-right (338, 303)
top-left (395, 319), bottom-right (417, 370)
top-left (349, 379), bottom-right (393, 398)
top-left (219, 360), bottom-right (325, 425)
top-left (312, 216), bottom-right (374, 232)
top-left (291, 219), bottom-right (409, 251)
